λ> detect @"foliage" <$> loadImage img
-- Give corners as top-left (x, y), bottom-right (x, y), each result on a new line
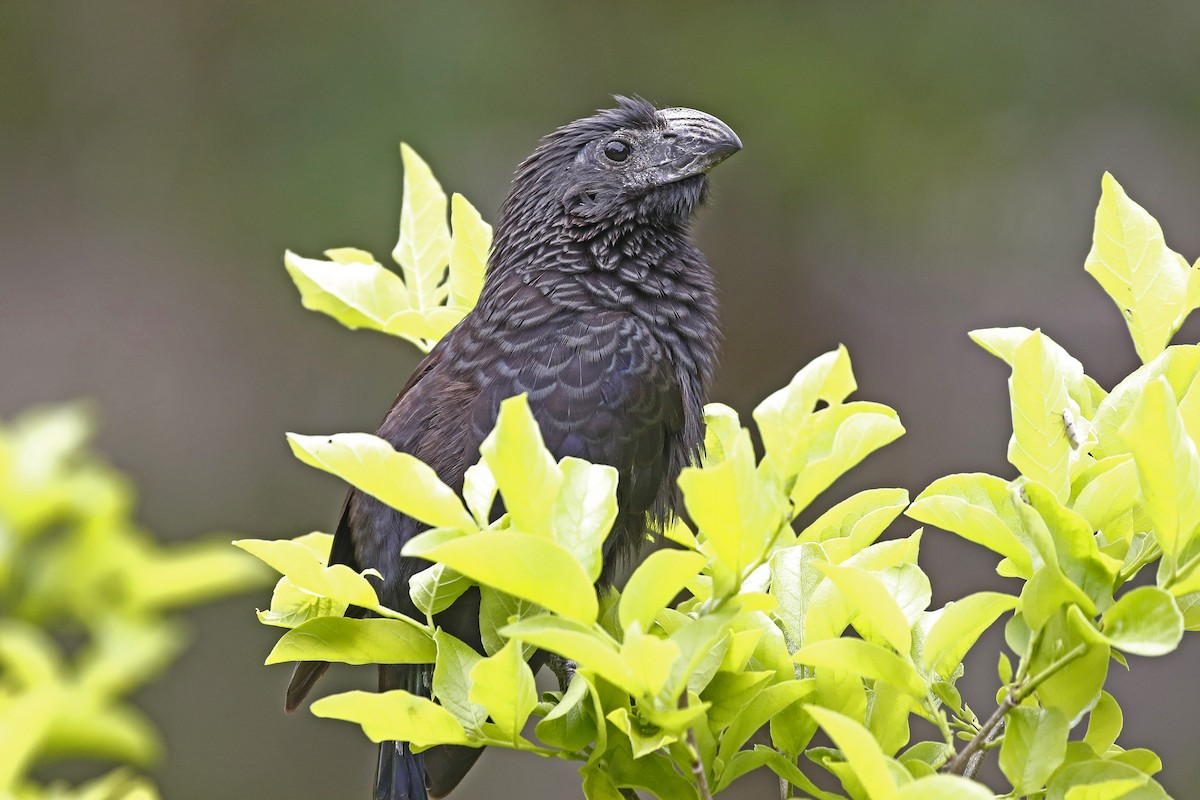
top-left (0, 406), bottom-right (268, 800)
top-left (256, 150), bottom-right (1200, 798)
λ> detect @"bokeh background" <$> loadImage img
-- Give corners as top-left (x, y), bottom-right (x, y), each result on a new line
top-left (4, 2), bottom-right (1200, 797)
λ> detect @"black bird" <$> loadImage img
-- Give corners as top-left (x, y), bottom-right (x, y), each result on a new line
top-left (286, 97), bottom-right (741, 799)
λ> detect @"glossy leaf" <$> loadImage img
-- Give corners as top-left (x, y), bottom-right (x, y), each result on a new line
top-left (311, 689), bottom-right (470, 746)
top-left (999, 706), bottom-right (1069, 795)
top-left (1085, 172), bottom-right (1197, 363)
top-left (618, 549), bottom-right (707, 632)
top-left (447, 192), bottom-right (491, 308)
top-left (793, 638), bottom-right (927, 699)
top-left (479, 395), bottom-right (562, 537)
top-left (804, 705), bottom-right (899, 800)
top-left (468, 639), bottom-right (537, 742)
top-left (265, 617), bottom-right (434, 665)
top-left (1099, 585), bottom-right (1184, 656)
top-left (1007, 330), bottom-right (1073, 501)
top-left (922, 592), bottom-right (1018, 679)
top-left (287, 432), bottom-right (476, 532)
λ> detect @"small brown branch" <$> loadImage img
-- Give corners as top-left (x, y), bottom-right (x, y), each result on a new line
top-left (686, 726), bottom-right (714, 800)
top-left (943, 642), bottom-right (1088, 777)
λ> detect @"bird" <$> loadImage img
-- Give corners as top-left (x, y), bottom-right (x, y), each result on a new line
top-left (285, 96), bottom-right (741, 800)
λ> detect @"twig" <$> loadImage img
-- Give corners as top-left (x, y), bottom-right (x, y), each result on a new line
top-left (943, 642), bottom-right (1088, 776)
top-left (685, 726), bottom-right (714, 800)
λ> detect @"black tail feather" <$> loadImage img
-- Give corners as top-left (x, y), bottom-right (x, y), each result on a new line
top-left (375, 740), bottom-right (427, 800)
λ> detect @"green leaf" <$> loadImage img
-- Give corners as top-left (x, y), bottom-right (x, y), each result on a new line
top-left (786, 402), bottom-right (907, 516)
top-left (1119, 378), bottom-right (1200, 567)
top-left (679, 429), bottom-right (785, 584)
top-left (971, 326), bottom-right (1104, 418)
top-left (798, 487), bottom-right (910, 547)
top-left (1064, 779), bottom-right (1151, 800)
top-left (769, 542), bottom-right (828, 651)
top-left (432, 630), bottom-right (487, 731)
top-left (393, 143), bottom-right (451, 311)
top-left (999, 705), bottom-right (1069, 795)
top-left (753, 345), bottom-right (857, 471)
top-left (716, 680), bottom-right (816, 767)
top-left (896, 775), bottom-right (995, 800)
top-left (804, 705), bottom-right (899, 800)
top-left (468, 639), bottom-right (537, 742)
top-left (793, 638), bottom-right (927, 699)
top-left (606, 707), bottom-right (679, 759)
top-left (550, 457), bottom-right (618, 581)
top-left (1071, 456), bottom-right (1141, 534)
top-left (1031, 606), bottom-right (1109, 720)
top-left (1085, 172), bottom-right (1198, 363)
top-left (818, 563), bottom-right (914, 655)
top-left (479, 587), bottom-right (542, 657)
top-left (311, 689), bottom-right (470, 746)
top-left (409, 563), bottom-right (471, 618)
top-left (413, 530), bottom-right (597, 623)
top-left (479, 395), bottom-right (563, 536)
top-left (499, 616), bottom-right (637, 696)
top-left (868, 682), bottom-right (913, 757)
top-left (1007, 330), bottom-right (1073, 502)
top-left (1092, 345), bottom-right (1200, 460)
top-left (265, 617), bottom-right (434, 665)
top-left (447, 193), bottom-right (491, 308)
top-left (462, 461), bottom-right (498, 527)
top-left (286, 433), bottom-right (476, 532)
top-left (702, 671), bottom-right (772, 732)
top-left (700, 402), bottom-right (743, 467)
top-left (535, 676), bottom-right (593, 752)
top-left (907, 473), bottom-right (1034, 576)
top-left (619, 626), bottom-right (680, 696)
top-left (922, 592), bottom-right (1018, 679)
top-left (1049, 760), bottom-right (1168, 800)
top-left (257, 576), bottom-right (346, 628)
top-left (1084, 691), bottom-right (1123, 755)
top-left (618, 549), bottom-right (707, 632)
top-left (284, 249), bottom-right (411, 334)
top-left (233, 537), bottom-right (382, 609)
top-left (1099, 585), bottom-right (1184, 656)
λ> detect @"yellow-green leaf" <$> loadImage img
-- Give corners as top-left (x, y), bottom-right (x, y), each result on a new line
top-left (468, 639), bottom-right (536, 742)
top-left (618, 549), bottom-right (707, 632)
top-left (311, 689), bottom-right (470, 746)
top-left (393, 143), bottom-right (451, 310)
top-left (922, 592), bottom-right (1018, 679)
top-left (804, 705), bottom-right (899, 800)
top-left (265, 617), bottom-right (434, 665)
top-left (1085, 172), bottom-right (1197, 363)
top-left (448, 192), bottom-right (491, 309)
top-left (1008, 330), bottom-right (1072, 502)
top-left (480, 395), bottom-right (563, 536)
top-left (286, 433), bottom-right (476, 532)
top-left (793, 637), bottom-right (927, 699)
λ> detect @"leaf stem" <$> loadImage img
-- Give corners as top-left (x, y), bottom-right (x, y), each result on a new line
top-left (943, 642), bottom-right (1087, 776)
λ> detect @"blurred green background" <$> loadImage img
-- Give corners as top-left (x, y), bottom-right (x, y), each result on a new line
top-left (3, 1), bottom-right (1200, 797)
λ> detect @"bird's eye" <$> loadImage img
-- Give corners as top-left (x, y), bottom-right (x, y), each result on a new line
top-left (603, 139), bottom-right (632, 163)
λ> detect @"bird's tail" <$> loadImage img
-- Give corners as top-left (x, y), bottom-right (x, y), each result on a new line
top-left (375, 740), bottom-right (427, 800)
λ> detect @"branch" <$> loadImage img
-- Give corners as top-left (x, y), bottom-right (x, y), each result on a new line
top-left (943, 642), bottom-right (1088, 776)
top-left (686, 726), bottom-right (714, 800)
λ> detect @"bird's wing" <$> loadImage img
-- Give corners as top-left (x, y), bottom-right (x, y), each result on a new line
top-left (466, 308), bottom-right (684, 539)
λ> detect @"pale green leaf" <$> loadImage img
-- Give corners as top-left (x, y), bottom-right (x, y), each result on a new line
top-left (896, 774), bottom-right (994, 800)
top-left (999, 706), bottom-right (1069, 794)
top-left (769, 542), bottom-right (828, 651)
top-left (618, 549), bottom-right (707, 632)
top-left (1100, 585), bottom-right (1183, 656)
top-left (679, 429), bottom-right (785, 583)
top-left (448, 192), bottom-right (491, 308)
top-left (461, 460), bottom-right (498, 527)
top-left (311, 689), bottom-right (470, 746)
top-left (256, 576), bottom-right (347, 628)
top-left (907, 473), bottom-right (1035, 576)
top-left (232, 537), bottom-right (381, 609)
top-left (1085, 172), bottom-right (1197, 363)
top-left (1092, 345), bottom-right (1200, 460)
top-left (265, 617), bottom-right (434, 665)
top-left (753, 345), bottom-right (857, 472)
top-left (287, 432), bottom-right (476, 532)
top-left (717, 680), bottom-right (817, 766)
top-left (922, 591), bottom-right (1018, 679)
top-left (701, 402), bottom-right (743, 467)
top-left (535, 676), bottom-right (593, 752)
top-left (1049, 760), bottom-right (1167, 800)
top-left (1071, 455), bottom-right (1141, 533)
top-left (468, 639), bottom-right (536, 742)
top-left (1031, 606), bottom-right (1109, 719)
top-left (618, 626), bottom-right (679, 696)
top-left (479, 395), bottom-right (562, 536)
top-left (804, 705), bottom-right (899, 800)
top-left (1119, 378), bottom-right (1200, 565)
top-left (393, 143), bottom-right (451, 309)
top-left (499, 616), bottom-right (637, 695)
top-left (283, 250), bottom-right (410, 334)
top-left (1065, 779), bottom-right (1150, 800)
top-left (409, 563), bottom-right (471, 618)
top-left (1007, 330), bottom-right (1073, 501)
top-left (971, 326), bottom-right (1102, 417)
top-left (818, 563), bottom-right (913, 655)
top-left (432, 630), bottom-right (487, 731)
top-left (797, 487), bottom-right (909, 547)
top-left (1084, 691), bottom-right (1123, 755)
top-left (787, 402), bottom-right (906, 515)
top-left (412, 530), bottom-right (597, 623)
top-left (793, 638), bottom-right (928, 698)
top-left (550, 457), bottom-right (618, 581)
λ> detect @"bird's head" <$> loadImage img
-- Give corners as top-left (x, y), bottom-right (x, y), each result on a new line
top-left (498, 97), bottom-right (742, 238)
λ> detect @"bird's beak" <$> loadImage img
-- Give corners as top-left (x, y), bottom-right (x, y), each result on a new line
top-left (657, 107), bottom-right (742, 179)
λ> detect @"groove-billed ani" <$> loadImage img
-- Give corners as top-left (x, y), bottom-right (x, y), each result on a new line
top-left (285, 97), bottom-right (740, 800)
